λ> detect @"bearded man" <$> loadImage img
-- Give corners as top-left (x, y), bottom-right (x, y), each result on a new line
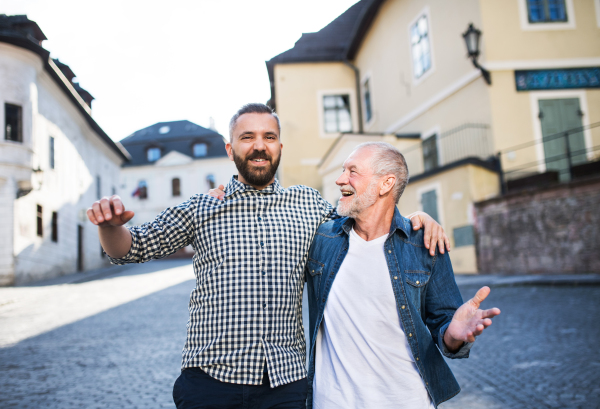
top-left (305, 142), bottom-right (501, 409)
top-left (86, 104), bottom-right (447, 409)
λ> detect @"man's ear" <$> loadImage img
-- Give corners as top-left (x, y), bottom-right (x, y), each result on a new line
top-left (225, 143), bottom-right (234, 161)
top-left (380, 175), bottom-right (396, 196)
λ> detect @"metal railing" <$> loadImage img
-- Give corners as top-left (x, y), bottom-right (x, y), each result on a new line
top-left (402, 123), bottom-right (493, 175)
top-left (497, 121), bottom-right (600, 193)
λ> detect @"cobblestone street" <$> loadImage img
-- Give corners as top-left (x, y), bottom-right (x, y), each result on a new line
top-left (1, 260), bottom-right (599, 408)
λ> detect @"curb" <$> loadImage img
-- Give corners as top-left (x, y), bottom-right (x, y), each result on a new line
top-left (454, 274), bottom-right (600, 288)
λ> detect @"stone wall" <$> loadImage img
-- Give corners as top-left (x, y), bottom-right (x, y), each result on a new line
top-left (474, 177), bottom-right (600, 274)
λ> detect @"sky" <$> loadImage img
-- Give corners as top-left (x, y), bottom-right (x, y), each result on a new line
top-left (3, 0), bottom-right (360, 141)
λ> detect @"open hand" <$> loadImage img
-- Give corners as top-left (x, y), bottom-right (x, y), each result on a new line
top-left (87, 195), bottom-right (134, 227)
top-left (444, 286), bottom-right (501, 351)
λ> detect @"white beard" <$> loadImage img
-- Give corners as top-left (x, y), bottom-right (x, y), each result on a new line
top-left (337, 181), bottom-right (379, 218)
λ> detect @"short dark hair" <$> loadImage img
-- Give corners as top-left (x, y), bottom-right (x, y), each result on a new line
top-left (229, 103), bottom-right (281, 139)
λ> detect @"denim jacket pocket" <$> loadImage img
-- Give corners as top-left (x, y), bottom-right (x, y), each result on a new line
top-left (404, 270), bottom-right (431, 287)
top-left (307, 258), bottom-right (324, 276)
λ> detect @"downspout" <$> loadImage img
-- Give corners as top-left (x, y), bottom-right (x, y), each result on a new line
top-left (343, 59), bottom-right (363, 134)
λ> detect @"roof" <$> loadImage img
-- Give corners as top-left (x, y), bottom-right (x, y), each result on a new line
top-left (0, 15), bottom-right (129, 162)
top-left (120, 120), bottom-right (228, 167)
top-left (265, 0), bottom-right (384, 109)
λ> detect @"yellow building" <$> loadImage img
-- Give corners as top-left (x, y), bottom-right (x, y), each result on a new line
top-left (266, 0), bottom-right (600, 273)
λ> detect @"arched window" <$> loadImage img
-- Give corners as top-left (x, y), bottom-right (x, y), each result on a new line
top-left (206, 174), bottom-right (216, 190)
top-left (147, 147), bottom-right (161, 162)
top-left (172, 178), bottom-right (181, 197)
top-left (193, 143), bottom-right (208, 158)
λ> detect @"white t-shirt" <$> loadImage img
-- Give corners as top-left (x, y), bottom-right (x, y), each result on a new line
top-left (313, 228), bottom-right (435, 409)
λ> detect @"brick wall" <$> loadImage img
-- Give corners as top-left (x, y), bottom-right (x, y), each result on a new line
top-left (474, 177), bottom-right (600, 274)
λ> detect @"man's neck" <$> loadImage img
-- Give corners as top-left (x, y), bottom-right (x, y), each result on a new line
top-left (352, 201), bottom-right (396, 241)
top-left (236, 175), bottom-right (274, 191)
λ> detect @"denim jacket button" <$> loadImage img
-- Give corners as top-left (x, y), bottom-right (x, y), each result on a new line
top-left (388, 250), bottom-right (392, 253)
top-left (394, 276), bottom-right (398, 280)
top-left (416, 280), bottom-right (420, 284)
top-left (416, 357), bottom-right (419, 361)
top-left (409, 333), bottom-right (412, 337)
top-left (401, 305), bottom-right (406, 309)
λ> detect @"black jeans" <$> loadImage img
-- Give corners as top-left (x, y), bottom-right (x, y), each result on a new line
top-left (173, 367), bottom-right (307, 409)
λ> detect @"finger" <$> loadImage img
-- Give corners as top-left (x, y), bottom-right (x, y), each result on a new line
top-left (410, 214), bottom-right (421, 230)
top-left (423, 219), bottom-right (431, 250)
top-left (218, 184), bottom-right (224, 190)
top-left (99, 197), bottom-right (114, 221)
top-left (437, 228), bottom-right (445, 254)
top-left (92, 202), bottom-right (104, 223)
top-left (429, 225), bottom-right (438, 256)
top-left (86, 208), bottom-right (99, 225)
top-left (469, 286), bottom-right (491, 309)
top-left (480, 307), bottom-right (501, 319)
top-left (111, 195), bottom-right (124, 216)
top-left (121, 210), bottom-right (135, 224)
top-left (444, 233), bottom-right (451, 252)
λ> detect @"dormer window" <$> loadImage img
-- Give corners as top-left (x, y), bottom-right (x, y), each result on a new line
top-left (158, 126), bottom-right (170, 134)
top-left (147, 147), bottom-right (161, 162)
top-left (193, 143), bottom-right (208, 158)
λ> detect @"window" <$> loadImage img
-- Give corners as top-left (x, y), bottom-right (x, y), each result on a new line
top-left (421, 190), bottom-right (439, 223)
top-left (422, 134), bottom-right (439, 172)
top-left (5, 103), bottom-right (22, 142)
top-left (51, 211), bottom-right (58, 242)
top-left (36, 205), bottom-right (43, 237)
top-left (147, 147), bottom-right (161, 162)
top-left (193, 143), bottom-right (208, 158)
top-left (323, 95), bottom-right (352, 133)
top-left (527, 0), bottom-right (567, 23)
top-left (363, 79), bottom-right (372, 123)
top-left (206, 174), bottom-right (216, 190)
top-left (410, 15), bottom-right (432, 80)
top-left (49, 136), bottom-right (55, 169)
top-left (453, 225), bottom-right (474, 247)
top-left (96, 175), bottom-right (101, 199)
top-left (138, 180), bottom-right (148, 199)
top-left (172, 178), bottom-right (181, 197)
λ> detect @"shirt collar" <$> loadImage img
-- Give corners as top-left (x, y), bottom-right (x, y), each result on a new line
top-left (224, 175), bottom-right (284, 197)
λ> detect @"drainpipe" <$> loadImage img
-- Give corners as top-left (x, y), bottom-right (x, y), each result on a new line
top-left (343, 59), bottom-right (363, 134)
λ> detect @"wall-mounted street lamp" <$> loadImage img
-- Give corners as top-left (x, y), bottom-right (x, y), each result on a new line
top-left (16, 166), bottom-right (43, 198)
top-left (462, 23), bottom-right (491, 85)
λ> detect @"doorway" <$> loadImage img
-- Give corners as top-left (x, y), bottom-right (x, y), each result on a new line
top-left (538, 98), bottom-right (586, 181)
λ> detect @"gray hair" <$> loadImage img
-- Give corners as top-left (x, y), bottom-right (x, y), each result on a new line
top-left (229, 103), bottom-right (281, 139)
top-left (355, 142), bottom-right (410, 204)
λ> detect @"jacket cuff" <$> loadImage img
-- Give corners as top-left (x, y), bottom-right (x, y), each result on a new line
top-left (439, 322), bottom-right (473, 359)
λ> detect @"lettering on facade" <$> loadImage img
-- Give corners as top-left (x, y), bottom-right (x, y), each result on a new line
top-left (515, 68), bottom-right (600, 91)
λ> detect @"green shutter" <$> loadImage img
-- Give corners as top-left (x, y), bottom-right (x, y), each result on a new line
top-left (421, 189), bottom-right (439, 223)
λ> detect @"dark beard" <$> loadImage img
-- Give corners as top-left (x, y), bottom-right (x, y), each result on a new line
top-left (232, 149), bottom-right (280, 187)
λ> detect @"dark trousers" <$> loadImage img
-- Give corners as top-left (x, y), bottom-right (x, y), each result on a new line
top-left (173, 367), bottom-right (307, 409)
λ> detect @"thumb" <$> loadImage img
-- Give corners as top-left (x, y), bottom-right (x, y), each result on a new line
top-left (121, 210), bottom-right (135, 224)
top-left (469, 286), bottom-right (491, 309)
top-left (218, 184), bottom-right (224, 190)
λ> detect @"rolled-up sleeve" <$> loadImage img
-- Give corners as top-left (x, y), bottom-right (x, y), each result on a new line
top-left (106, 196), bottom-right (197, 265)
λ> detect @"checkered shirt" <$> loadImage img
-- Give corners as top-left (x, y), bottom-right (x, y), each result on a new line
top-left (108, 176), bottom-right (335, 387)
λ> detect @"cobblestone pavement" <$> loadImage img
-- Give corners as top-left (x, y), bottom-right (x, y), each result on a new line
top-left (1, 262), bottom-right (599, 408)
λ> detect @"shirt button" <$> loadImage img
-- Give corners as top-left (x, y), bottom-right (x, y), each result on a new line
top-left (262, 271), bottom-right (266, 276)
top-left (258, 216), bottom-right (262, 221)
top-left (263, 303), bottom-right (267, 309)
top-left (260, 241), bottom-right (264, 247)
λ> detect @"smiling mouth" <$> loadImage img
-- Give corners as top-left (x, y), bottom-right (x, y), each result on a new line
top-left (341, 191), bottom-right (354, 197)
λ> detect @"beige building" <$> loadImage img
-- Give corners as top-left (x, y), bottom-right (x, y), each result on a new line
top-left (266, 0), bottom-right (600, 273)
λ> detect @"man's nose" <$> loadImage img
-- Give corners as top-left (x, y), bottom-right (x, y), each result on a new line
top-left (253, 136), bottom-right (266, 151)
top-left (336, 172), bottom-right (348, 186)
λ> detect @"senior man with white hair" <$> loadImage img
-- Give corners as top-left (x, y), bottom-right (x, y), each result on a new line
top-left (305, 142), bottom-right (500, 409)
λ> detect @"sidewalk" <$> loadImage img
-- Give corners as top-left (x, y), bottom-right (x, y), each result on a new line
top-left (454, 272), bottom-right (600, 287)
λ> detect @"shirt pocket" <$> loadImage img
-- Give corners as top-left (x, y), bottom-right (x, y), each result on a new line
top-left (404, 270), bottom-right (431, 288)
top-left (306, 258), bottom-right (324, 296)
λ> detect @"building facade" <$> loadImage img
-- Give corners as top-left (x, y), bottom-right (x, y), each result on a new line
top-left (266, 0), bottom-right (600, 273)
top-left (118, 120), bottom-right (234, 229)
top-left (0, 15), bottom-right (129, 285)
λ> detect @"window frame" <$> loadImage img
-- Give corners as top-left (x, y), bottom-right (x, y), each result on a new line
top-left (36, 204), bottom-right (43, 237)
top-left (408, 7), bottom-right (436, 85)
top-left (147, 147), bottom-right (161, 162)
top-left (49, 136), bottom-right (55, 169)
top-left (51, 211), bottom-right (58, 242)
top-left (322, 95), bottom-right (353, 134)
top-left (138, 180), bottom-right (148, 200)
top-left (317, 88), bottom-right (357, 138)
top-left (5, 103), bottom-right (23, 143)
top-left (518, 0), bottom-right (576, 30)
top-left (362, 72), bottom-right (374, 128)
top-left (172, 177), bottom-right (181, 197)
top-left (193, 143), bottom-right (208, 158)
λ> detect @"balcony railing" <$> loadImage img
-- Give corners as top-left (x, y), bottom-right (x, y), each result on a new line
top-left (402, 123), bottom-right (494, 176)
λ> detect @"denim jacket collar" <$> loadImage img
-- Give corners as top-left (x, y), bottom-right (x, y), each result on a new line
top-left (340, 207), bottom-right (410, 239)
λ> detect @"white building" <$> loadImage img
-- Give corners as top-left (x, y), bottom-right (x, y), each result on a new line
top-left (118, 120), bottom-right (235, 245)
top-left (0, 15), bottom-right (129, 285)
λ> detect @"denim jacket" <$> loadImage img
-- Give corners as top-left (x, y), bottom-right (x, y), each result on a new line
top-left (305, 208), bottom-right (472, 408)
